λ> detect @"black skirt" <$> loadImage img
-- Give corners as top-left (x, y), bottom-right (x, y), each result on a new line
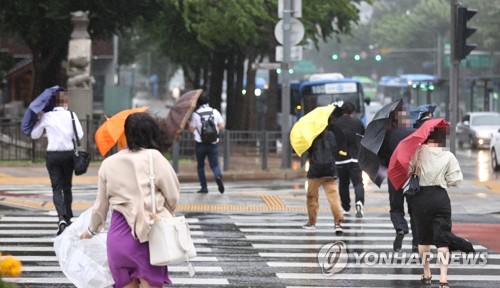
top-left (412, 186), bottom-right (474, 252)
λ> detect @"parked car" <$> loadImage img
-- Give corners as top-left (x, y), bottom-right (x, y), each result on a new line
top-left (490, 128), bottom-right (500, 171)
top-left (456, 112), bottom-right (500, 149)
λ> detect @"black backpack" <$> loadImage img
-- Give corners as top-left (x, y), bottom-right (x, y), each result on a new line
top-left (196, 109), bottom-right (219, 143)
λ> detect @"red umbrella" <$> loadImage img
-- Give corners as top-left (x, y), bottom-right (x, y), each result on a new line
top-left (388, 118), bottom-right (450, 190)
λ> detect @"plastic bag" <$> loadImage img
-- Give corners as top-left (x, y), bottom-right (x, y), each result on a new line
top-left (53, 208), bottom-right (114, 288)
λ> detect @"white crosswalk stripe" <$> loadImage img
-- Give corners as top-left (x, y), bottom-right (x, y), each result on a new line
top-left (231, 213), bottom-right (500, 288)
top-left (1, 212), bottom-right (499, 287)
top-left (0, 213), bottom-right (226, 287)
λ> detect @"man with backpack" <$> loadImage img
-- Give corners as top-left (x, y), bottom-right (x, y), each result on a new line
top-left (189, 93), bottom-right (225, 193)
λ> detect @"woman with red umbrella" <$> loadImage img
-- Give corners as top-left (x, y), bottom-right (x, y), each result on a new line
top-left (408, 124), bottom-right (474, 288)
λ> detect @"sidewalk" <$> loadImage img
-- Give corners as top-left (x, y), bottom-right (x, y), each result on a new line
top-left (0, 155), bottom-right (306, 185)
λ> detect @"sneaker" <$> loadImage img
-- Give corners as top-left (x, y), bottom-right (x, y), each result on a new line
top-left (197, 188), bottom-right (208, 193)
top-left (334, 223), bottom-right (343, 236)
top-left (393, 231), bottom-right (405, 252)
top-left (355, 201), bottom-right (364, 218)
top-left (302, 222), bottom-right (315, 230)
top-left (216, 177), bottom-right (225, 194)
top-left (57, 219), bottom-right (67, 236)
top-left (343, 209), bottom-right (351, 216)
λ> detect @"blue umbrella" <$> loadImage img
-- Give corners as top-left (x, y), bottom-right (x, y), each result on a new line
top-left (21, 85), bottom-right (66, 136)
top-left (410, 104), bottom-right (436, 126)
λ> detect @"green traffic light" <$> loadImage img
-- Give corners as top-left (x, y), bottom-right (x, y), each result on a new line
top-left (331, 54), bottom-right (339, 60)
top-left (276, 68), bottom-right (282, 74)
top-left (375, 55), bottom-right (382, 61)
top-left (354, 54), bottom-right (361, 61)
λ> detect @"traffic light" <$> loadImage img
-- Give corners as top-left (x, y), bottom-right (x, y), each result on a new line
top-left (455, 5), bottom-right (477, 61)
top-left (374, 54), bottom-right (382, 61)
top-left (354, 54), bottom-right (361, 61)
top-left (331, 53), bottom-right (339, 60)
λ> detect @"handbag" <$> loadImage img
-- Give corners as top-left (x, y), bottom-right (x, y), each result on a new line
top-left (70, 111), bottom-right (90, 176)
top-left (147, 150), bottom-right (197, 274)
top-left (405, 146), bottom-right (421, 196)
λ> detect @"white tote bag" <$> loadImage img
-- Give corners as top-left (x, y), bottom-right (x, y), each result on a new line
top-left (147, 150), bottom-right (197, 271)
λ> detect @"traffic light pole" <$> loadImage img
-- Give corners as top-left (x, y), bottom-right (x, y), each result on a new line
top-left (449, 0), bottom-right (458, 155)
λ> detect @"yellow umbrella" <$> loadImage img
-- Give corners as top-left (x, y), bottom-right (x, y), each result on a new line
top-left (290, 105), bottom-right (336, 157)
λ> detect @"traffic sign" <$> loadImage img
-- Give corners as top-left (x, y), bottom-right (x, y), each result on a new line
top-left (274, 18), bottom-right (305, 46)
top-left (252, 62), bottom-right (282, 70)
top-left (278, 0), bottom-right (302, 18)
top-left (276, 45), bottom-right (303, 61)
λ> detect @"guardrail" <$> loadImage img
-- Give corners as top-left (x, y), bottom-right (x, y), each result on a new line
top-left (0, 119), bottom-right (286, 172)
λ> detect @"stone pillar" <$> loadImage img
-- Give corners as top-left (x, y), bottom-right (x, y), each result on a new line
top-left (67, 11), bottom-right (94, 149)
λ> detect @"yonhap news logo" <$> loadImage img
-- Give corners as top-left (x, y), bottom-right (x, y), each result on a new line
top-left (317, 241), bottom-right (488, 275)
top-left (317, 241), bottom-right (348, 275)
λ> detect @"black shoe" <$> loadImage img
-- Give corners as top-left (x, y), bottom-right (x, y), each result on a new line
top-left (393, 231), bottom-right (405, 252)
top-left (412, 245), bottom-right (419, 253)
top-left (57, 219), bottom-right (67, 236)
top-left (216, 177), bottom-right (224, 194)
top-left (197, 188), bottom-right (208, 193)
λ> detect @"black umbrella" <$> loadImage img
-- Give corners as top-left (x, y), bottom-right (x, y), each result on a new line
top-left (358, 98), bottom-right (403, 187)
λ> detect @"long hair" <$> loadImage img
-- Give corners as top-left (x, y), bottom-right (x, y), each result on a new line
top-left (124, 113), bottom-right (169, 152)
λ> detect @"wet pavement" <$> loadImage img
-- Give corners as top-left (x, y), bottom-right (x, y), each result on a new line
top-left (1, 150), bottom-right (500, 287)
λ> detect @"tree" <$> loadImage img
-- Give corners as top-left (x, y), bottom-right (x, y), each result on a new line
top-left (0, 0), bottom-right (162, 100)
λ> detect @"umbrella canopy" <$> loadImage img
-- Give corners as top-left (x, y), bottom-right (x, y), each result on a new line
top-left (388, 118), bottom-right (449, 190)
top-left (165, 89), bottom-right (203, 142)
top-left (54, 208), bottom-right (114, 288)
top-left (290, 105), bottom-right (336, 157)
top-left (21, 85), bottom-right (65, 136)
top-left (410, 104), bottom-right (437, 126)
top-left (358, 98), bottom-right (403, 187)
top-left (94, 107), bottom-right (148, 157)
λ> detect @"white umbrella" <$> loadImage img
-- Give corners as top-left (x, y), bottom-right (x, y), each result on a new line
top-left (53, 209), bottom-right (114, 288)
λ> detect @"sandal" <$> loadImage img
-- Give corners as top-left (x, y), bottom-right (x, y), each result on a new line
top-left (439, 282), bottom-right (450, 288)
top-left (420, 274), bottom-right (431, 285)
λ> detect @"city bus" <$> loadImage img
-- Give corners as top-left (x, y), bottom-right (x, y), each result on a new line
top-left (377, 74), bottom-right (437, 107)
top-left (352, 76), bottom-right (377, 100)
top-left (291, 78), bottom-right (367, 124)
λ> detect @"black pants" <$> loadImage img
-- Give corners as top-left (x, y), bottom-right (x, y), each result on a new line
top-left (412, 186), bottom-right (474, 252)
top-left (337, 162), bottom-right (365, 211)
top-left (388, 180), bottom-right (418, 246)
top-left (46, 151), bottom-right (74, 222)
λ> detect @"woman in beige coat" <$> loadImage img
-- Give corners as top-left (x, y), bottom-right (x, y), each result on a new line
top-left (80, 113), bottom-right (179, 288)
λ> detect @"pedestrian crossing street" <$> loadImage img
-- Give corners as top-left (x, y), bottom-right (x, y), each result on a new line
top-left (0, 212), bottom-right (499, 287)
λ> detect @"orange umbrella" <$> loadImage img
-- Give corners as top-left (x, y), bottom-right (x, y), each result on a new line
top-left (165, 89), bottom-right (203, 141)
top-left (94, 107), bottom-right (148, 157)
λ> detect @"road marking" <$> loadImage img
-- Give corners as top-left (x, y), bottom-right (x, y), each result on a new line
top-left (268, 262), bottom-right (500, 269)
top-left (253, 244), bottom-right (488, 250)
top-left (277, 273), bottom-right (500, 281)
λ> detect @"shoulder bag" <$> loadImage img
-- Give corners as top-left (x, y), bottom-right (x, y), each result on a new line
top-left (70, 111), bottom-right (90, 176)
top-left (405, 146), bottom-right (421, 196)
top-left (147, 150), bottom-right (197, 275)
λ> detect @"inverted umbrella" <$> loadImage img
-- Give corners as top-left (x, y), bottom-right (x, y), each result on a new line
top-left (388, 118), bottom-right (449, 190)
top-left (21, 85), bottom-right (66, 136)
top-left (54, 208), bottom-right (114, 288)
top-left (165, 89), bottom-right (203, 142)
top-left (94, 107), bottom-right (148, 157)
top-left (358, 98), bottom-right (403, 187)
top-left (290, 105), bottom-right (336, 157)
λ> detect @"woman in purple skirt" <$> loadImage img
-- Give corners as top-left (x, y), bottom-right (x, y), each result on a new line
top-left (80, 113), bottom-right (180, 288)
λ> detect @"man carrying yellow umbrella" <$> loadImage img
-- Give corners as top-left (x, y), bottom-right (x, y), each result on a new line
top-left (290, 105), bottom-right (346, 235)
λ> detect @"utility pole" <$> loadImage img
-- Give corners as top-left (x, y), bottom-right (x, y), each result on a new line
top-left (280, 0), bottom-right (292, 168)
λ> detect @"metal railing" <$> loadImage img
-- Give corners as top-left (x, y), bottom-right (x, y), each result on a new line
top-left (0, 119), bottom-right (285, 172)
